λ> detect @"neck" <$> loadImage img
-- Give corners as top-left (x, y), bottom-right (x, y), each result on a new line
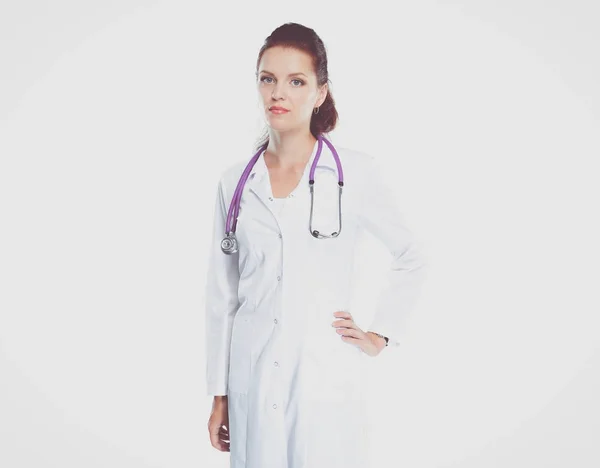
top-left (265, 129), bottom-right (318, 170)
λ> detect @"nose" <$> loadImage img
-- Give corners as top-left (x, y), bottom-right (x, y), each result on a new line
top-left (271, 81), bottom-right (286, 100)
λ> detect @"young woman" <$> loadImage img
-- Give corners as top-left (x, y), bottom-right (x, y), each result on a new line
top-left (206, 22), bottom-right (427, 468)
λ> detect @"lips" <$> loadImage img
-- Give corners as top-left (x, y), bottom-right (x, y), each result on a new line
top-left (269, 107), bottom-right (289, 113)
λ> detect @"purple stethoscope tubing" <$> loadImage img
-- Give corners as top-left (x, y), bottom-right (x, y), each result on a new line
top-left (220, 134), bottom-right (344, 254)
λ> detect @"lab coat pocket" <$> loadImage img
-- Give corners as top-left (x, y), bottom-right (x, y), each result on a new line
top-left (228, 316), bottom-right (255, 394)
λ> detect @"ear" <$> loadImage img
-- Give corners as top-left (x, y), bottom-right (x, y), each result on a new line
top-left (317, 83), bottom-right (328, 107)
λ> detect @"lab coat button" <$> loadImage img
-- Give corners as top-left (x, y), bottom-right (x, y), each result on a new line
top-left (274, 361), bottom-right (279, 367)
top-left (273, 404), bottom-right (277, 409)
top-left (278, 233), bottom-right (282, 238)
top-left (277, 276), bottom-right (281, 281)
top-left (268, 197), bottom-right (273, 201)
top-left (273, 318), bottom-right (278, 324)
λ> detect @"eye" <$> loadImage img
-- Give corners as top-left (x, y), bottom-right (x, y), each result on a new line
top-left (259, 76), bottom-right (304, 86)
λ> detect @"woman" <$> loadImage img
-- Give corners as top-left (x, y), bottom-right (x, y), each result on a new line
top-left (205, 22), bottom-right (427, 468)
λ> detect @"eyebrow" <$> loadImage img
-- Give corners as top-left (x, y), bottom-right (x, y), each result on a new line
top-left (259, 70), bottom-right (308, 78)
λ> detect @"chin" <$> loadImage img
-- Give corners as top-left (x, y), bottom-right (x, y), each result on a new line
top-left (266, 119), bottom-right (294, 131)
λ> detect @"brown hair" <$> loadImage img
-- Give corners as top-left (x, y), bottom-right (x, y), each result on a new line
top-left (254, 22), bottom-right (339, 151)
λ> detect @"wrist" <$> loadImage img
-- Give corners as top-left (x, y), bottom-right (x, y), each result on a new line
top-left (367, 331), bottom-right (388, 349)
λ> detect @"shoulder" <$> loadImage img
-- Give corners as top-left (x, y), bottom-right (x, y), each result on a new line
top-left (331, 144), bottom-right (378, 190)
top-left (334, 144), bottom-right (374, 166)
top-left (332, 144), bottom-right (379, 182)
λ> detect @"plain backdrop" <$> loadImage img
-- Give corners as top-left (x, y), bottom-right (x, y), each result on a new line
top-left (1, 1), bottom-right (599, 467)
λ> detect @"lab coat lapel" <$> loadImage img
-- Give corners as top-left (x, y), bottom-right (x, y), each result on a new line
top-left (245, 138), bottom-right (339, 206)
top-left (247, 170), bottom-right (271, 206)
top-left (245, 151), bottom-right (276, 220)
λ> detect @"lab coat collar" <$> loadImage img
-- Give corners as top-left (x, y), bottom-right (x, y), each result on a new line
top-left (246, 137), bottom-right (338, 200)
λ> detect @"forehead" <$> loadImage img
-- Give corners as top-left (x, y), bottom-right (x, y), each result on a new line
top-left (258, 46), bottom-right (315, 75)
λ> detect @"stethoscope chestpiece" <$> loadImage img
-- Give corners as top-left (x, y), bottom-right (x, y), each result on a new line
top-left (220, 232), bottom-right (239, 255)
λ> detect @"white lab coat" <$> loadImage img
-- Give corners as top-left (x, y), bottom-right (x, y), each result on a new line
top-left (205, 138), bottom-right (427, 468)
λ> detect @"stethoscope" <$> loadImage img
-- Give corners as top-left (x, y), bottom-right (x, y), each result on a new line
top-left (221, 134), bottom-right (344, 255)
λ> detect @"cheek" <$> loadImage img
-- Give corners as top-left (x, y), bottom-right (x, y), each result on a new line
top-left (291, 98), bottom-right (312, 117)
top-left (257, 88), bottom-right (269, 103)
top-left (300, 93), bottom-right (319, 111)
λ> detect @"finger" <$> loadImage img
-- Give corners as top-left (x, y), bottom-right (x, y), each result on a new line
top-left (214, 437), bottom-right (230, 452)
top-left (209, 430), bottom-right (221, 450)
top-left (337, 327), bottom-right (360, 338)
top-left (335, 320), bottom-right (355, 331)
top-left (210, 425), bottom-right (229, 452)
top-left (333, 310), bottom-right (352, 319)
top-left (331, 318), bottom-right (348, 328)
top-left (218, 440), bottom-right (231, 452)
top-left (344, 318), bottom-right (358, 329)
top-left (341, 335), bottom-right (362, 344)
top-left (218, 425), bottom-right (231, 450)
top-left (332, 318), bottom-right (356, 329)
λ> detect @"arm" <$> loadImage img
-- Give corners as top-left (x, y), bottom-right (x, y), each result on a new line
top-left (358, 155), bottom-right (428, 348)
top-left (205, 178), bottom-right (241, 395)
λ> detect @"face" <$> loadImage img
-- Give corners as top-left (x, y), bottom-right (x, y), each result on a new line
top-left (256, 46), bottom-right (328, 133)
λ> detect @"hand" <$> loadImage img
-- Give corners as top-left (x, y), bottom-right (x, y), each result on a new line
top-left (208, 396), bottom-right (230, 452)
top-left (331, 311), bottom-right (386, 357)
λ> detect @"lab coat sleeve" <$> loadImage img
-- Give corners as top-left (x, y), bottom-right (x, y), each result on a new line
top-left (358, 154), bottom-right (428, 348)
top-left (205, 177), bottom-right (240, 396)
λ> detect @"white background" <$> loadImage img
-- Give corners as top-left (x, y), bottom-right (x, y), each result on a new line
top-left (1, 1), bottom-right (599, 467)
